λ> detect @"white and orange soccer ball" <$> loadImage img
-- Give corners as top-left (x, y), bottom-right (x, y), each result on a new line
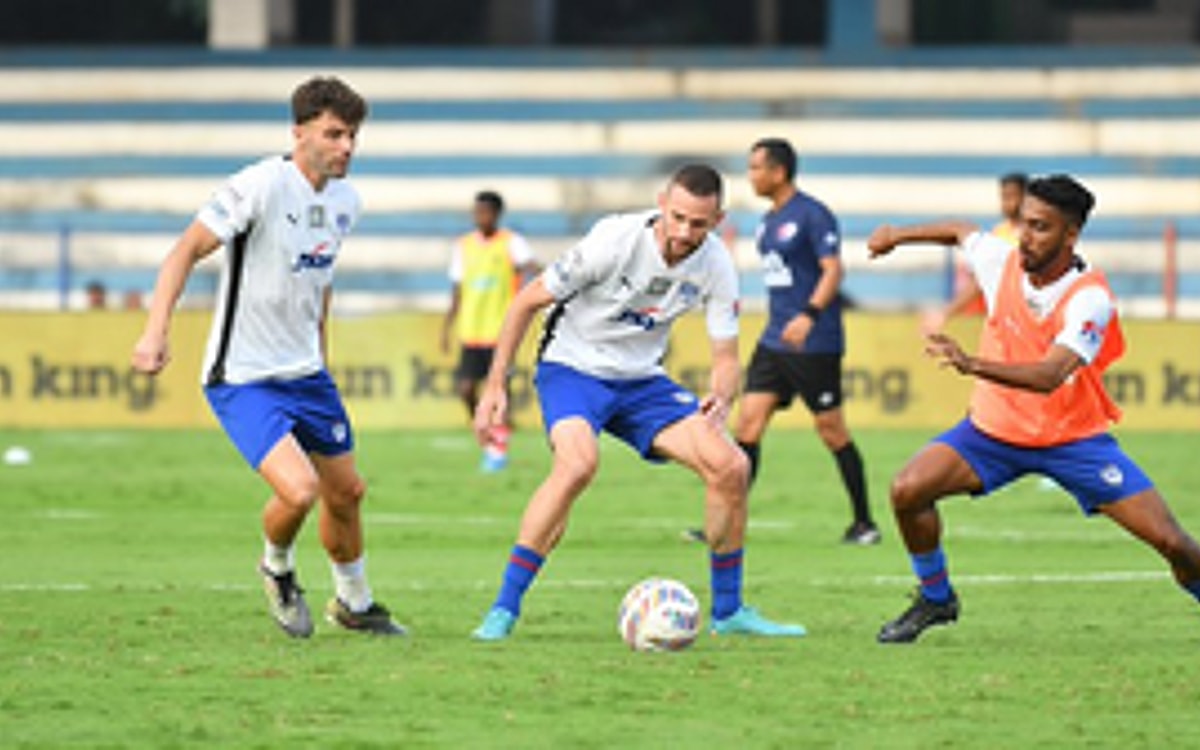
top-left (617, 577), bottom-right (701, 652)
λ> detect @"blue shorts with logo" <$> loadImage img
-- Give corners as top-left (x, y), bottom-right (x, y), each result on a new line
top-left (934, 418), bottom-right (1154, 515)
top-left (204, 370), bottom-right (354, 469)
top-left (535, 362), bottom-right (698, 461)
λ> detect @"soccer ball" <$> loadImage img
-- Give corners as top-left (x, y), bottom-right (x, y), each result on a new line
top-left (617, 577), bottom-right (701, 652)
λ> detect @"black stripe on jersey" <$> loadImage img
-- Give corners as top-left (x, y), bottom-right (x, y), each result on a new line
top-left (535, 294), bottom-right (574, 363)
top-left (206, 224), bottom-right (253, 386)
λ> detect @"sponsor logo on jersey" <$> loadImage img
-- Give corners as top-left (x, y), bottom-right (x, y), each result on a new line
top-left (776, 222), bottom-right (798, 242)
top-left (672, 391), bottom-right (696, 404)
top-left (823, 231), bottom-right (839, 247)
top-left (644, 277), bottom-right (673, 296)
top-left (615, 306), bottom-right (661, 331)
top-left (293, 241), bottom-right (336, 271)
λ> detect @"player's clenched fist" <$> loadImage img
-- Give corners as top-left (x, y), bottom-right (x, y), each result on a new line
top-left (131, 332), bottom-right (171, 375)
top-left (866, 225), bottom-right (897, 257)
top-left (473, 383), bottom-right (508, 446)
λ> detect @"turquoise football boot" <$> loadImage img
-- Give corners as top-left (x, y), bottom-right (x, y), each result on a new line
top-left (471, 607), bottom-right (517, 641)
top-left (711, 606), bottom-right (807, 637)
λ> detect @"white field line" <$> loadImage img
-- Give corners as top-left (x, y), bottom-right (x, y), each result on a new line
top-left (0, 570), bottom-right (1170, 595)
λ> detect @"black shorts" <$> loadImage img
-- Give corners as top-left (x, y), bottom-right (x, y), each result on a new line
top-left (456, 345), bottom-right (495, 382)
top-left (745, 344), bottom-right (843, 413)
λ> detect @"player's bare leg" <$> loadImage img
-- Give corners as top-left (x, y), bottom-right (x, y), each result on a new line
top-left (733, 391), bottom-right (778, 483)
top-left (1101, 489), bottom-right (1200, 596)
top-left (814, 407), bottom-right (879, 544)
top-left (473, 418), bottom-right (597, 640)
top-left (312, 452), bottom-right (405, 635)
top-left (682, 392), bottom-right (776, 543)
top-left (656, 414), bottom-right (749, 553)
top-left (516, 418), bottom-right (598, 554)
top-left (256, 434), bottom-right (321, 638)
top-left (654, 414), bottom-right (805, 637)
top-left (454, 377), bottom-right (479, 418)
top-left (878, 443), bottom-right (982, 644)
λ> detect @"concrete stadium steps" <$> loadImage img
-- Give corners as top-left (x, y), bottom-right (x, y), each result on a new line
top-left (2, 154), bottom-right (1197, 179)
top-left (4, 119), bottom-right (1198, 158)
top-left (5, 66), bottom-right (1200, 102)
top-left (3, 174), bottom-right (1198, 217)
top-left (6, 98), bottom-right (1200, 122)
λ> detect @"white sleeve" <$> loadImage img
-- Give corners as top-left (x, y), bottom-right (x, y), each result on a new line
top-left (196, 163), bottom-right (266, 243)
top-left (1054, 286), bottom-right (1114, 364)
top-left (507, 233), bottom-right (535, 266)
top-left (542, 217), bottom-right (621, 300)
top-left (704, 246), bottom-right (740, 341)
top-left (448, 240), bottom-right (464, 283)
top-left (959, 231), bottom-right (1011, 311)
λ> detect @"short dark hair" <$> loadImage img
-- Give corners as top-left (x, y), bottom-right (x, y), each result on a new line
top-left (752, 137), bottom-right (798, 181)
top-left (1000, 172), bottom-right (1029, 190)
top-left (1027, 174), bottom-right (1095, 227)
top-left (475, 190), bottom-right (504, 214)
top-left (669, 163), bottom-right (724, 204)
top-left (291, 76), bottom-right (367, 126)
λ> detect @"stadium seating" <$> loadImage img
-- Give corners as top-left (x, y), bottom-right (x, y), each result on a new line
top-left (0, 53), bottom-right (1196, 315)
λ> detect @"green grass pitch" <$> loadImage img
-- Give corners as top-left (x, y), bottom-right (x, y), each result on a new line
top-left (1, 427), bottom-right (1198, 748)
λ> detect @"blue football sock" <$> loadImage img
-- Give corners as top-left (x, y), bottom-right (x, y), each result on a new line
top-left (493, 545), bottom-right (544, 617)
top-left (1182, 579), bottom-right (1200, 604)
top-left (911, 547), bottom-right (953, 603)
top-left (710, 549), bottom-right (745, 620)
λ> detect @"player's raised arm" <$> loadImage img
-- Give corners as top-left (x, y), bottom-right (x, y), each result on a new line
top-left (867, 220), bottom-right (979, 259)
top-left (131, 220), bottom-right (222, 375)
top-left (472, 276), bottom-right (557, 442)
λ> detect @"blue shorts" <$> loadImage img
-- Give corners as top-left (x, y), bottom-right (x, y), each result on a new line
top-left (534, 362), bottom-right (698, 461)
top-left (204, 370), bottom-right (354, 469)
top-left (934, 418), bottom-right (1154, 515)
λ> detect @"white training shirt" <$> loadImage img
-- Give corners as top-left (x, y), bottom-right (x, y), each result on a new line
top-left (961, 231), bottom-right (1113, 364)
top-left (447, 230), bottom-right (535, 282)
top-left (538, 210), bottom-right (740, 380)
top-left (196, 155), bottom-right (361, 385)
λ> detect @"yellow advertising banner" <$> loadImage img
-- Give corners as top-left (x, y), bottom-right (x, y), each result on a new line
top-left (0, 311), bottom-right (1196, 431)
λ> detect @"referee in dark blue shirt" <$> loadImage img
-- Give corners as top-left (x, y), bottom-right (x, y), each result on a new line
top-left (714, 138), bottom-right (879, 544)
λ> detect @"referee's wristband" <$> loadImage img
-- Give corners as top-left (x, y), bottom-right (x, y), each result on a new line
top-left (800, 303), bottom-right (823, 321)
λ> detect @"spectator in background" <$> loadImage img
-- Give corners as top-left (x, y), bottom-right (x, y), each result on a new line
top-left (923, 173), bottom-right (1028, 335)
top-left (85, 280), bottom-right (107, 310)
top-left (441, 190), bottom-right (540, 473)
top-left (122, 290), bottom-right (145, 311)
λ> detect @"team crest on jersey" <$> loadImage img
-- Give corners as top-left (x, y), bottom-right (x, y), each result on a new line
top-left (331, 422), bottom-right (348, 444)
top-left (1080, 319), bottom-right (1105, 345)
top-left (308, 205), bottom-right (325, 228)
top-left (336, 213), bottom-right (351, 234)
top-left (679, 281), bottom-right (701, 306)
top-left (776, 222), bottom-right (798, 242)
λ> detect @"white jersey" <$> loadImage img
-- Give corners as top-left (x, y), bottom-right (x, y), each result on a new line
top-left (196, 155), bottom-right (361, 385)
top-left (539, 210), bottom-right (740, 380)
top-left (962, 231), bottom-right (1113, 364)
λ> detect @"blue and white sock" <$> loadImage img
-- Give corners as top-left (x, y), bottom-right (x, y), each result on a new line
top-left (493, 545), bottom-right (544, 617)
